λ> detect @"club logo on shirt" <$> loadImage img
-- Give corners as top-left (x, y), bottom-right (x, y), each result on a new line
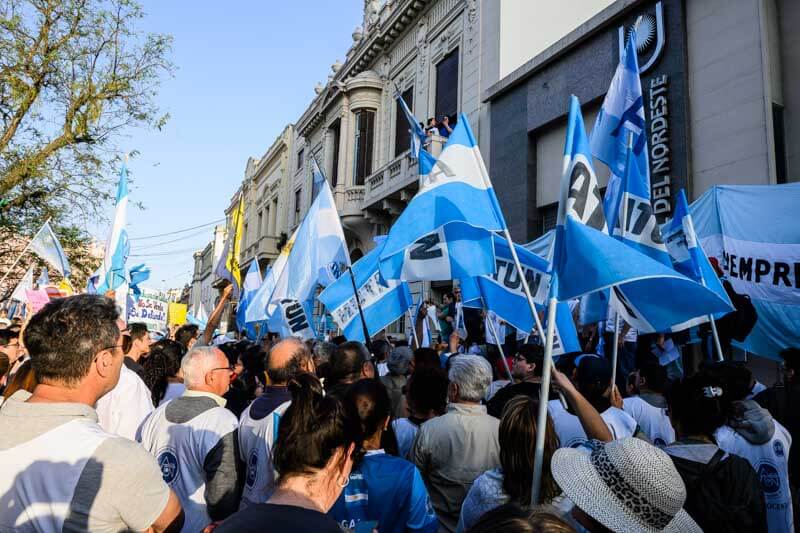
top-left (774, 440), bottom-right (785, 458)
top-left (653, 437), bottom-right (667, 448)
top-left (757, 462), bottom-right (781, 495)
top-left (157, 448), bottom-right (179, 485)
top-left (246, 450), bottom-right (258, 488)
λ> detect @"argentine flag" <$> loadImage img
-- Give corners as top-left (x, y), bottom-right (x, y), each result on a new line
top-left (254, 178), bottom-right (350, 339)
top-left (243, 226), bottom-right (297, 324)
top-left (318, 240), bottom-right (414, 343)
top-left (28, 221), bottom-right (72, 278)
top-left (236, 261), bottom-right (265, 339)
top-left (394, 88), bottom-right (427, 159)
top-left (460, 234), bottom-right (579, 355)
top-left (379, 114), bottom-right (504, 282)
top-left (550, 96), bottom-right (733, 331)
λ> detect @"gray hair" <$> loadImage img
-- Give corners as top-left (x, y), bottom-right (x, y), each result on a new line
top-left (448, 354), bottom-right (492, 402)
top-left (181, 346), bottom-right (223, 389)
top-left (313, 341), bottom-right (338, 365)
top-left (387, 346), bottom-right (413, 376)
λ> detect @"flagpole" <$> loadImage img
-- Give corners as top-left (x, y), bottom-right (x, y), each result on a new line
top-left (611, 314), bottom-right (621, 387)
top-left (0, 216), bottom-right (51, 290)
top-left (501, 228), bottom-right (547, 342)
top-left (485, 309), bottom-right (513, 382)
top-left (531, 295), bottom-right (558, 505)
top-left (347, 266), bottom-right (374, 354)
top-left (408, 308), bottom-right (420, 349)
top-left (709, 316), bottom-right (724, 362)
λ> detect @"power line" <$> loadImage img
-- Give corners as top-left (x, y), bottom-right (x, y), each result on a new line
top-left (130, 227), bottom-right (212, 251)
top-left (129, 219), bottom-right (225, 241)
top-left (129, 246), bottom-right (201, 257)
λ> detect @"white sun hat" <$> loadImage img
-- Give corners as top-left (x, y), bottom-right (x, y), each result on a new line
top-left (551, 438), bottom-right (701, 533)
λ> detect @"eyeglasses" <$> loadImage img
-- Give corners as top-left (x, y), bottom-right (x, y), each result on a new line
top-left (210, 365), bottom-right (235, 374)
top-left (101, 344), bottom-right (125, 352)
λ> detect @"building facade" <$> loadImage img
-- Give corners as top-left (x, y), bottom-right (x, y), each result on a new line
top-left (484, 0), bottom-right (799, 242)
top-left (189, 224), bottom-right (225, 318)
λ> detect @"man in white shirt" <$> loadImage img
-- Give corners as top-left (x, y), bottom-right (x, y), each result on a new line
top-left (138, 345), bottom-right (242, 533)
top-left (549, 355), bottom-right (637, 447)
top-left (0, 294), bottom-right (183, 532)
top-left (623, 360), bottom-right (675, 447)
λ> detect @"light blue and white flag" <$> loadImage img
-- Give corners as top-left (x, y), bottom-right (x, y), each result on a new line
top-left (394, 87), bottom-right (427, 159)
top-left (128, 264), bottom-right (151, 303)
top-left (28, 221), bottom-right (71, 278)
top-left (591, 27), bottom-right (650, 239)
top-left (550, 96), bottom-right (733, 332)
top-left (460, 234), bottom-right (579, 355)
top-left (243, 226), bottom-right (297, 324)
top-left (236, 260), bottom-right (263, 338)
top-left (379, 115), bottom-right (504, 282)
top-left (92, 164), bottom-right (130, 300)
top-left (318, 240), bottom-right (413, 343)
top-left (186, 312), bottom-right (208, 330)
top-left (311, 156), bottom-right (327, 202)
top-left (253, 178), bottom-right (350, 339)
top-left (689, 184), bottom-right (800, 359)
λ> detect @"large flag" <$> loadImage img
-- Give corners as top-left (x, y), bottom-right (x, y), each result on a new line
top-left (243, 227), bottom-right (297, 324)
top-left (460, 234), bottom-right (579, 355)
top-left (236, 260), bottom-right (264, 338)
top-left (549, 96), bottom-right (733, 331)
top-left (318, 240), bottom-right (414, 343)
top-left (128, 264), bottom-right (151, 302)
top-left (27, 221), bottom-right (71, 278)
top-left (256, 178), bottom-right (350, 339)
top-left (394, 87), bottom-right (427, 159)
top-left (379, 115), bottom-right (504, 282)
top-left (592, 27), bottom-right (670, 265)
top-left (311, 156), bottom-right (327, 202)
top-left (9, 266), bottom-right (34, 302)
top-left (215, 195), bottom-right (245, 297)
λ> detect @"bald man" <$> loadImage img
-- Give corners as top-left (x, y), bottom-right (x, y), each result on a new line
top-left (237, 338), bottom-right (315, 507)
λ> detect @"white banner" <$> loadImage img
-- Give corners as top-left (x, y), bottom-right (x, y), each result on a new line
top-left (127, 295), bottom-right (168, 331)
top-left (701, 234), bottom-right (800, 306)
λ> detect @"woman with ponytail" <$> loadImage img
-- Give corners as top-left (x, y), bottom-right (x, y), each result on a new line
top-left (141, 339), bottom-right (185, 406)
top-left (216, 372), bottom-right (360, 532)
top-left (664, 371), bottom-right (767, 532)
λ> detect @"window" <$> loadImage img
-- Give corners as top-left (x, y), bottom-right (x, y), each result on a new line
top-left (294, 189), bottom-right (302, 224)
top-left (243, 223), bottom-right (249, 249)
top-left (297, 148), bottom-right (304, 172)
top-left (773, 103), bottom-right (787, 184)
top-left (353, 109), bottom-right (375, 185)
top-left (330, 119), bottom-right (341, 187)
top-left (394, 86), bottom-right (414, 157)
top-left (257, 211), bottom-right (263, 239)
top-left (271, 198), bottom-right (278, 234)
top-left (435, 48), bottom-right (459, 128)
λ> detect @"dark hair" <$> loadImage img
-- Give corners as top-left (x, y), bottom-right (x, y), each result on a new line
top-left (23, 295), bottom-right (119, 385)
top-left (3, 359), bottom-right (38, 398)
top-left (313, 341), bottom-right (338, 365)
top-left (706, 361), bottom-right (751, 402)
top-left (500, 396), bottom-right (560, 505)
top-left (444, 292), bottom-right (455, 301)
top-left (407, 368), bottom-right (448, 416)
top-left (517, 344), bottom-right (544, 377)
top-left (0, 353), bottom-right (8, 379)
top-left (331, 335), bottom-right (347, 346)
top-left (142, 340), bottom-right (185, 405)
top-left (0, 327), bottom-right (20, 346)
top-left (413, 347), bottom-right (441, 371)
top-left (267, 340), bottom-right (309, 384)
top-left (372, 339), bottom-right (391, 361)
top-left (174, 324), bottom-right (199, 349)
top-left (345, 379), bottom-right (391, 441)
top-left (467, 504), bottom-right (574, 533)
top-left (128, 323), bottom-right (149, 342)
top-left (328, 341), bottom-right (371, 387)
top-left (639, 358), bottom-right (668, 393)
top-left (666, 371), bottom-right (727, 438)
top-left (273, 372), bottom-right (361, 478)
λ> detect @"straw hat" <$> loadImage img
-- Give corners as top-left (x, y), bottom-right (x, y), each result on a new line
top-left (551, 438), bottom-right (701, 532)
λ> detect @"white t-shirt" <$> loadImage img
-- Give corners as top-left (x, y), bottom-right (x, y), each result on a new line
top-left (746, 380), bottom-right (767, 400)
top-left (715, 423), bottom-right (794, 533)
top-left (237, 400), bottom-right (291, 508)
top-left (485, 312), bottom-right (506, 345)
top-left (377, 362), bottom-right (389, 377)
top-left (548, 399), bottom-right (637, 448)
top-left (622, 396), bottom-right (675, 447)
top-left (96, 364), bottom-right (154, 441)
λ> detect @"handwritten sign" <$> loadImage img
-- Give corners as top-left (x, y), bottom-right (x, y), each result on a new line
top-left (25, 289), bottom-right (51, 313)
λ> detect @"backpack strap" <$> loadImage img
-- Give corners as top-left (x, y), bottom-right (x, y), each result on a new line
top-left (686, 448), bottom-right (726, 491)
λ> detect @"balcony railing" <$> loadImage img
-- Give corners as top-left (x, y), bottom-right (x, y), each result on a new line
top-left (363, 135), bottom-right (446, 208)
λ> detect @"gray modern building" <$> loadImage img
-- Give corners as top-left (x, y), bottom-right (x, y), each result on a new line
top-left (483, 0), bottom-right (798, 242)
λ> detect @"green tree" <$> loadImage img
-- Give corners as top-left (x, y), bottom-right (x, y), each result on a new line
top-left (0, 0), bottom-right (172, 287)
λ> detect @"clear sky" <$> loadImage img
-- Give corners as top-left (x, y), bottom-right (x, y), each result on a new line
top-left (104, 1), bottom-right (363, 291)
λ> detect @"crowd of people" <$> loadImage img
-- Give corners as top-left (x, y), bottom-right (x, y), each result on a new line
top-left (0, 292), bottom-right (797, 532)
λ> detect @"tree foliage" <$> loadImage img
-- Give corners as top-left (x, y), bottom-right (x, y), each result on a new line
top-left (0, 0), bottom-right (172, 285)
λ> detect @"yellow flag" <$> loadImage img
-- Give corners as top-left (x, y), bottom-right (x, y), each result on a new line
top-left (58, 278), bottom-right (74, 296)
top-left (168, 302), bottom-right (188, 326)
top-left (226, 195), bottom-right (244, 291)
